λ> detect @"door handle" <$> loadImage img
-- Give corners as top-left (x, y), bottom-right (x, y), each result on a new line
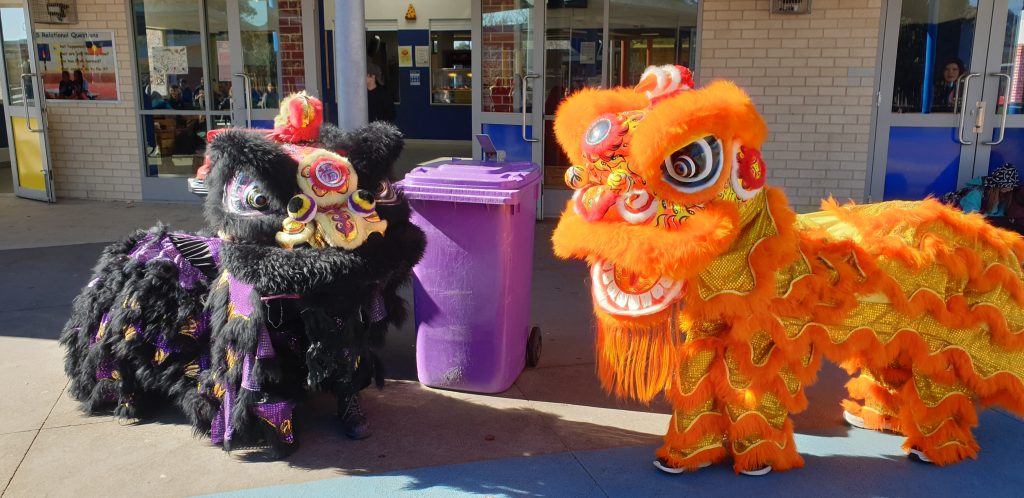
top-left (20, 73), bottom-right (41, 133)
top-left (984, 72), bottom-right (1012, 145)
top-left (957, 72), bottom-right (981, 145)
top-left (233, 73), bottom-right (253, 128)
top-left (521, 73), bottom-right (540, 143)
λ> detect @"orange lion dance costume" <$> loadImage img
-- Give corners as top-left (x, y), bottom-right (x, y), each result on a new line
top-left (552, 65), bottom-right (1024, 475)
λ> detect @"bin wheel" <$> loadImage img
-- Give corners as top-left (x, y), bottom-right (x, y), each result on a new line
top-left (526, 327), bottom-right (542, 368)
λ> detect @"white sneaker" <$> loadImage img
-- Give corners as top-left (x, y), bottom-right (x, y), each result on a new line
top-left (653, 459), bottom-right (711, 474)
top-left (740, 465), bottom-right (773, 476)
top-left (844, 410), bottom-right (895, 432)
top-left (908, 448), bottom-right (933, 464)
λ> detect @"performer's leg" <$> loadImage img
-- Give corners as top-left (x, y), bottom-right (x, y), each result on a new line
top-left (896, 370), bottom-right (979, 465)
top-left (843, 362), bottom-right (910, 433)
top-left (720, 353), bottom-right (805, 474)
top-left (656, 345), bottom-right (727, 471)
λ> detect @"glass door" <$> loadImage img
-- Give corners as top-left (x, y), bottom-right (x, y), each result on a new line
top-left (0, 0), bottom-right (54, 202)
top-left (224, 0), bottom-right (289, 128)
top-left (870, 0), bottom-right (1024, 201)
top-left (871, 0), bottom-right (991, 201)
top-left (472, 0), bottom-right (545, 217)
top-left (971, 1), bottom-right (1024, 177)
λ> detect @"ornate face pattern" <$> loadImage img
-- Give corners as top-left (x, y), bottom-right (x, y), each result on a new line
top-left (223, 172), bottom-right (272, 217)
top-left (276, 147), bottom-right (387, 250)
top-left (556, 65), bottom-right (769, 317)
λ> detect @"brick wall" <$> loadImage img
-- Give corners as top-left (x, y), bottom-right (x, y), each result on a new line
top-left (39, 0), bottom-right (141, 201)
top-left (279, 0), bottom-right (305, 94)
top-left (700, 0), bottom-right (882, 213)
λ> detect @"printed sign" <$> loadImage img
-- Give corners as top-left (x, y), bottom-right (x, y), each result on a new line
top-left (35, 30), bottom-right (119, 102)
top-left (414, 46), bottom-right (429, 67)
top-left (398, 45), bottom-right (413, 67)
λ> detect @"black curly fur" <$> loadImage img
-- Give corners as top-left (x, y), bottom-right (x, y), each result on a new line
top-left (60, 119), bottom-right (426, 460)
top-left (204, 130), bottom-right (298, 244)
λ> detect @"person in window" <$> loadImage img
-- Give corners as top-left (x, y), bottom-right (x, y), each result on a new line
top-left (367, 62), bottom-right (395, 123)
top-left (259, 82), bottom-right (279, 109)
top-left (932, 59), bottom-right (964, 113)
top-left (57, 71), bottom-right (74, 99)
top-left (167, 84), bottom-right (190, 110)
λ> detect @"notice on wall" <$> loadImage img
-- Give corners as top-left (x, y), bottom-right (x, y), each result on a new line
top-left (414, 46), bottom-right (429, 67)
top-left (398, 45), bottom-right (413, 67)
top-left (410, 70), bottom-right (421, 86)
top-left (580, 41), bottom-right (596, 64)
top-left (35, 30), bottom-right (119, 102)
top-left (151, 46), bottom-right (188, 76)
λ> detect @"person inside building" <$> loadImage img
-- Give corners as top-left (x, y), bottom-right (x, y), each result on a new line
top-left (932, 59), bottom-right (964, 113)
top-left (366, 62), bottom-right (395, 123)
top-left (259, 82), bottom-right (279, 109)
top-left (167, 84), bottom-right (190, 110)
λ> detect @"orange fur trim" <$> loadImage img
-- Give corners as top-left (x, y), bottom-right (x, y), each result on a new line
top-left (552, 200), bottom-right (740, 282)
top-left (593, 310), bottom-right (682, 402)
top-left (727, 417), bottom-right (804, 473)
top-left (553, 87), bottom-right (651, 164)
top-left (628, 80), bottom-right (769, 207)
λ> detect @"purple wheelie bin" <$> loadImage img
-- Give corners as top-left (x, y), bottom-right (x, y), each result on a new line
top-left (398, 160), bottom-right (542, 393)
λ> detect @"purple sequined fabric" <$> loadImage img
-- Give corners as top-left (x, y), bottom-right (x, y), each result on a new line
top-left (128, 234), bottom-right (221, 289)
top-left (95, 358), bottom-right (117, 381)
top-left (241, 354), bottom-right (259, 391)
top-left (256, 327), bottom-right (275, 359)
top-left (254, 400), bottom-right (296, 444)
top-left (210, 384), bottom-right (237, 445)
top-left (227, 274), bottom-right (257, 317)
top-left (369, 288), bottom-right (387, 323)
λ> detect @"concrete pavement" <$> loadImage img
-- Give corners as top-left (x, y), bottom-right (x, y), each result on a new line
top-left (0, 194), bottom-right (1022, 497)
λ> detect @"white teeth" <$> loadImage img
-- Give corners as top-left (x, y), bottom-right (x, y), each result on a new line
top-left (591, 259), bottom-right (684, 317)
top-left (614, 290), bottom-right (629, 308)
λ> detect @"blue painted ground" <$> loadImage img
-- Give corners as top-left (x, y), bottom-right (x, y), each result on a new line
top-left (204, 410), bottom-right (1024, 498)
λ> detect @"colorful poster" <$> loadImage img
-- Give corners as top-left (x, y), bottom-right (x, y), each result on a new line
top-left (35, 30), bottom-right (119, 102)
top-left (398, 45), bottom-right (413, 67)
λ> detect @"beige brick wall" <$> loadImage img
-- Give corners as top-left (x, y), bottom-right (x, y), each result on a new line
top-left (39, 0), bottom-right (141, 201)
top-left (700, 0), bottom-right (881, 213)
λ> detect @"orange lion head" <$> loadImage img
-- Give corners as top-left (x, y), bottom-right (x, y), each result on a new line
top-left (552, 65), bottom-right (770, 319)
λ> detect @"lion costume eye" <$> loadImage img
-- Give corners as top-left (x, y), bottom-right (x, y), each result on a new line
top-left (224, 173), bottom-right (272, 217)
top-left (662, 135), bottom-right (723, 194)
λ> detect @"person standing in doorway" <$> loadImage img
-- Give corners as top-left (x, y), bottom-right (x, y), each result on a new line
top-left (366, 62), bottom-right (395, 124)
top-left (932, 59), bottom-right (965, 113)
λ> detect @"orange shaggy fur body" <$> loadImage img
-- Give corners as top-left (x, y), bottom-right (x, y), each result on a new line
top-left (551, 68), bottom-right (1024, 474)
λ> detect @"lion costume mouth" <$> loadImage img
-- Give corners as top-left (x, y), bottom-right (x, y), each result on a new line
top-left (591, 260), bottom-right (684, 316)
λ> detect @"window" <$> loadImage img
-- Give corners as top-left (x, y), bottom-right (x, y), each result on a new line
top-left (430, 30), bottom-right (471, 105)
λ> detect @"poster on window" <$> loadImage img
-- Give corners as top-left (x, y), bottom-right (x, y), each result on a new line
top-left (35, 30), bottom-right (119, 102)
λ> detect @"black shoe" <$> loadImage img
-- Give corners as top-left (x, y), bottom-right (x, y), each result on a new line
top-left (339, 393), bottom-right (371, 440)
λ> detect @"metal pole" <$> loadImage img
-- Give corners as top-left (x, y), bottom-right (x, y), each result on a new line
top-left (335, 0), bottom-right (367, 130)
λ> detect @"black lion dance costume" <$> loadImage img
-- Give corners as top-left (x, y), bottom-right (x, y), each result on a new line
top-left (59, 93), bottom-right (425, 458)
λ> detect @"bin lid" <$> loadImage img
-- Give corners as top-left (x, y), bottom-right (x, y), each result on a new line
top-left (398, 160), bottom-right (541, 205)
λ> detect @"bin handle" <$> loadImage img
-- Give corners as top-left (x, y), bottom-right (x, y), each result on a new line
top-left (521, 73), bottom-right (539, 143)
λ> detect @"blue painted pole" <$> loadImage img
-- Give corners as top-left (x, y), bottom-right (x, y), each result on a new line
top-left (335, 0), bottom-right (367, 130)
top-left (922, 0), bottom-right (939, 113)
